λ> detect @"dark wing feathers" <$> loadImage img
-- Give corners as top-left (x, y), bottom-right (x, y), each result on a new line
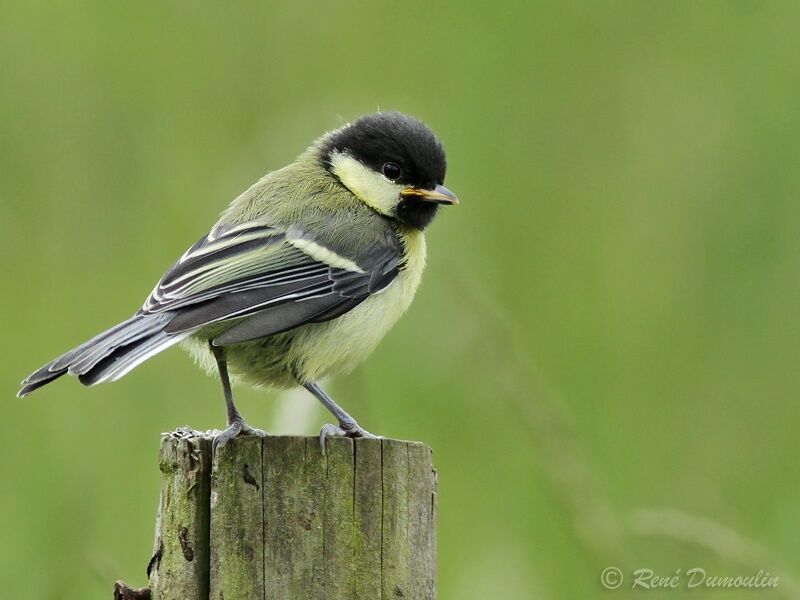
top-left (213, 296), bottom-right (342, 345)
top-left (142, 223), bottom-right (292, 314)
top-left (146, 220), bottom-right (404, 342)
top-left (308, 296), bottom-right (367, 323)
top-left (209, 263), bottom-right (399, 347)
top-left (163, 274), bottom-right (332, 333)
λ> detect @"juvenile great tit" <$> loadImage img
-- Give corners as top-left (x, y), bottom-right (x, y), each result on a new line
top-left (19, 111), bottom-right (458, 448)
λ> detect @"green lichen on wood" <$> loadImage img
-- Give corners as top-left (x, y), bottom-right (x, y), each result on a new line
top-left (322, 437), bottom-right (355, 600)
top-left (353, 438), bottom-right (383, 599)
top-left (263, 436), bottom-right (326, 598)
top-left (406, 443), bottom-right (437, 600)
top-left (381, 439), bottom-right (413, 599)
top-left (209, 435), bottom-right (264, 600)
top-left (149, 432), bottom-right (212, 600)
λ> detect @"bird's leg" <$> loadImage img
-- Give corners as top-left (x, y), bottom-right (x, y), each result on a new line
top-left (303, 381), bottom-right (377, 452)
top-left (210, 343), bottom-right (267, 451)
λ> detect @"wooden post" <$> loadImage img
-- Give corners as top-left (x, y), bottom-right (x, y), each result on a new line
top-left (118, 431), bottom-right (437, 600)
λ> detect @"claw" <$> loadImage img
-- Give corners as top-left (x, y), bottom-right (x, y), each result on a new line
top-left (212, 419), bottom-right (268, 454)
top-left (212, 420), bottom-right (244, 454)
top-left (319, 423), bottom-right (346, 453)
top-left (318, 421), bottom-right (377, 454)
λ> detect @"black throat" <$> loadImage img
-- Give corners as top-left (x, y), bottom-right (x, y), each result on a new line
top-left (395, 198), bottom-right (439, 231)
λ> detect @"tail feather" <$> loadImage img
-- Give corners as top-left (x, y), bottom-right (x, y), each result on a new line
top-left (67, 313), bottom-right (174, 374)
top-left (17, 369), bottom-right (67, 397)
top-left (78, 329), bottom-right (190, 386)
top-left (49, 317), bottom-right (148, 372)
top-left (18, 312), bottom-right (188, 397)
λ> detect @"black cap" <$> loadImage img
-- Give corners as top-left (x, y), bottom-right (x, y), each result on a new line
top-left (321, 112), bottom-right (447, 190)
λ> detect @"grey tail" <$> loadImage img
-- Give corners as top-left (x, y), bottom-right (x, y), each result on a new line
top-left (17, 312), bottom-right (191, 397)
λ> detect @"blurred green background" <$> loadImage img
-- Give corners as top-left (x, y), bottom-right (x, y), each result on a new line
top-left (2, 1), bottom-right (800, 598)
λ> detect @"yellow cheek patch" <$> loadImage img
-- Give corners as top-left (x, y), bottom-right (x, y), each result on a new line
top-left (329, 151), bottom-right (402, 216)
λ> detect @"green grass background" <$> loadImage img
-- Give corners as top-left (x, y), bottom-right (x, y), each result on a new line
top-left (2, 2), bottom-right (800, 598)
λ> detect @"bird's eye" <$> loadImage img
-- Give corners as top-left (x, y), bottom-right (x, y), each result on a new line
top-left (382, 162), bottom-right (402, 181)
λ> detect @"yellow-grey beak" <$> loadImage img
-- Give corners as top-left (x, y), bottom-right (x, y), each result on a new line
top-left (400, 184), bottom-right (459, 205)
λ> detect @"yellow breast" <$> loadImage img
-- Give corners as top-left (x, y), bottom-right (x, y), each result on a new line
top-left (285, 228), bottom-right (427, 381)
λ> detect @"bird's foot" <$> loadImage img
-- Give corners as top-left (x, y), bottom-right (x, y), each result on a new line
top-left (319, 420), bottom-right (378, 454)
top-left (213, 418), bottom-right (268, 454)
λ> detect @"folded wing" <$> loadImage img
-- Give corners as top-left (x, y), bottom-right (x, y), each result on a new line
top-left (142, 220), bottom-right (403, 345)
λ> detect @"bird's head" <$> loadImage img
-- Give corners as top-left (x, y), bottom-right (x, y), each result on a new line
top-left (320, 112), bottom-right (458, 230)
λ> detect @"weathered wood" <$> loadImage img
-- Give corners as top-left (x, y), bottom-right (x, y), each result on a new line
top-left (210, 434), bottom-right (264, 599)
top-left (263, 436), bottom-right (325, 598)
top-left (149, 430), bottom-right (212, 600)
top-left (120, 432), bottom-right (437, 600)
top-left (406, 443), bottom-right (437, 600)
top-left (322, 438), bottom-right (356, 599)
top-left (353, 438), bottom-right (384, 599)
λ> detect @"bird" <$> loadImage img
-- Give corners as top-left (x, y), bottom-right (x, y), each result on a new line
top-left (18, 111), bottom-right (458, 449)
